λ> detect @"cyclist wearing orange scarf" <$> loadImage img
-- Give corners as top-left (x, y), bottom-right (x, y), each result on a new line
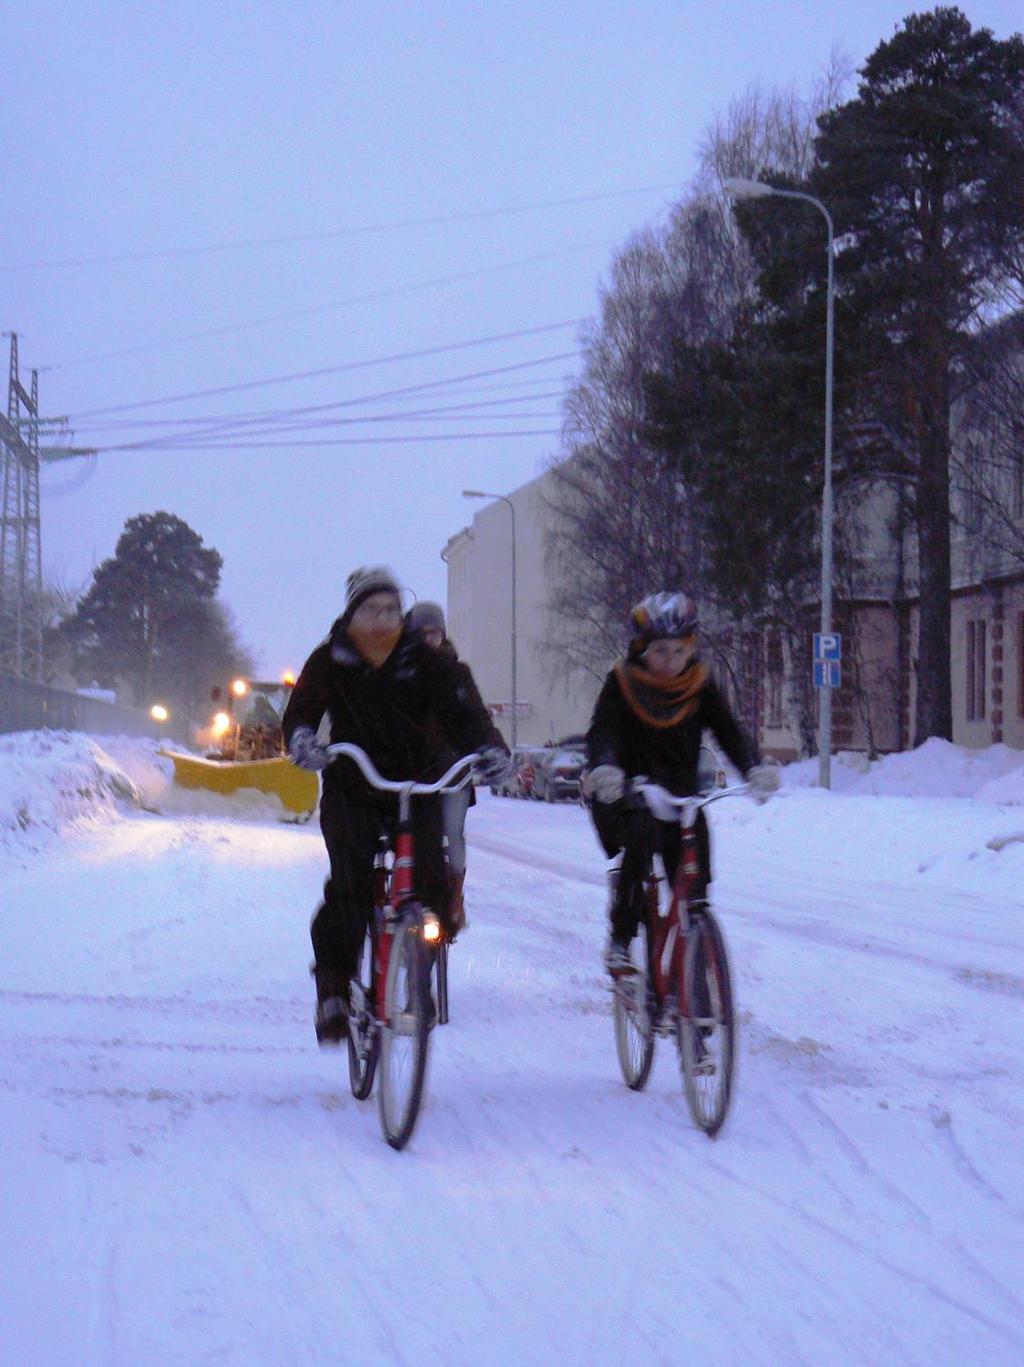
top-left (585, 591), bottom-right (778, 974)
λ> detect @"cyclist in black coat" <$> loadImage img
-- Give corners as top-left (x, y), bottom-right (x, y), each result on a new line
top-left (283, 566), bottom-right (509, 1045)
top-left (585, 591), bottom-right (778, 975)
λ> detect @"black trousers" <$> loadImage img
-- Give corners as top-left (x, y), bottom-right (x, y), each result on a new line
top-left (312, 784), bottom-right (447, 980)
top-left (590, 801), bottom-right (711, 944)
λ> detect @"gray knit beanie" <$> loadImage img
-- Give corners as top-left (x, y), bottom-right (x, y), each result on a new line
top-left (407, 601), bottom-right (446, 636)
top-left (344, 565), bottom-right (400, 618)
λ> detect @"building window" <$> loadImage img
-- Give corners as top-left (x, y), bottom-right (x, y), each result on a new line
top-left (764, 631), bottom-right (784, 728)
top-left (966, 619), bottom-right (987, 721)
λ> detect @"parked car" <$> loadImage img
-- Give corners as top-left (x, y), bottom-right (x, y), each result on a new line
top-left (533, 746), bottom-right (587, 802)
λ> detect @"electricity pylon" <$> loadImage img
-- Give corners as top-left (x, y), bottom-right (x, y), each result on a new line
top-left (0, 333), bottom-right (93, 680)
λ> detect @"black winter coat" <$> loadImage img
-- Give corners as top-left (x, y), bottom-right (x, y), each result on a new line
top-left (424, 638), bottom-right (489, 807)
top-left (282, 622), bottom-right (505, 801)
top-left (586, 663), bottom-right (758, 796)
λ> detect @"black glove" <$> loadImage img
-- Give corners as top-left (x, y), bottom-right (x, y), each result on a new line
top-left (474, 746), bottom-right (513, 785)
top-left (289, 725), bottom-right (330, 772)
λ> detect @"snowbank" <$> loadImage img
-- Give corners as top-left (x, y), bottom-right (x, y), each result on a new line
top-left (0, 730), bottom-right (145, 853)
top-left (0, 731), bottom-right (295, 854)
top-left (783, 736), bottom-right (1024, 801)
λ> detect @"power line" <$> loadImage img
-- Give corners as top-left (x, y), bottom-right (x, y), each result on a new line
top-left (104, 413), bottom-right (563, 449)
top-left (102, 429), bottom-right (563, 452)
top-left (73, 352), bottom-right (579, 453)
top-left (4, 182), bottom-right (679, 273)
top-left (43, 240), bottom-right (610, 372)
top-left (65, 321), bottom-right (583, 420)
top-left (69, 389), bottom-right (566, 432)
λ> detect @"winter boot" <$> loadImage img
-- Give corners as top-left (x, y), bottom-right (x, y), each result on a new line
top-left (603, 934), bottom-right (634, 976)
top-left (311, 962), bottom-right (349, 1047)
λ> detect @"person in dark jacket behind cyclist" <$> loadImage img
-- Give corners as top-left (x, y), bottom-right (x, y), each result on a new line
top-left (283, 566), bottom-right (510, 1046)
top-left (585, 591), bottom-right (779, 975)
top-left (406, 600), bottom-right (484, 938)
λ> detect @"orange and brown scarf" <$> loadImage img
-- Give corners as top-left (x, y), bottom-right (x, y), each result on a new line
top-left (347, 622), bottom-right (402, 669)
top-left (614, 658), bottom-right (709, 728)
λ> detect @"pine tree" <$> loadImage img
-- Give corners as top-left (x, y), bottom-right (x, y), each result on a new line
top-left (813, 6), bottom-right (1024, 742)
top-left (63, 511), bottom-right (224, 705)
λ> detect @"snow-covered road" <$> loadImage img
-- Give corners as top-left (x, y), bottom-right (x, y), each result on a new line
top-left (2, 748), bottom-right (1022, 1365)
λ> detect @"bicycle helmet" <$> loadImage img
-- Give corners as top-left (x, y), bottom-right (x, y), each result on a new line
top-left (629, 591), bottom-right (699, 644)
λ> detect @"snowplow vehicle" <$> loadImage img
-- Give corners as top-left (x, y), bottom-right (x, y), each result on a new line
top-left (166, 676), bottom-right (319, 818)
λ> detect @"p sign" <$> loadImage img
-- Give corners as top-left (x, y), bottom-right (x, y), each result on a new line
top-left (813, 632), bottom-right (842, 661)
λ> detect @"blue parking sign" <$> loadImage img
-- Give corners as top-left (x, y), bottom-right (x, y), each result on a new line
top-left (813, 632), bottom-right (842, 661)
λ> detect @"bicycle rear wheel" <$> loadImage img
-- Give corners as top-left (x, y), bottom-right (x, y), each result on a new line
top-left (347, 926), bottom-right (379, 1101)
top-left (613, 930), bottom-right (654, 1090)
top-left (377, 908), bottom-right (432, 1149)
top-left (678, 907), bottom-right (735, 1137)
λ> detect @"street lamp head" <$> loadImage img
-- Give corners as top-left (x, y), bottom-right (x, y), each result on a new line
top-left (723, 176), bottom-right (776, 200)
top-left (462, 489), bottom-right (487, 499)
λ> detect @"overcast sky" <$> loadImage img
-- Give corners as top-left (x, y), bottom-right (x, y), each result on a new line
top-left (3, 1), bottom-right (1020, 681)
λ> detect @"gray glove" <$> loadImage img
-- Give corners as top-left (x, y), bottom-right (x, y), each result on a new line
top-left (474, 746), bottom-right (513, 785)
top-left (584, 763), bottom-right (626, 804)
top-left (746, 763), bottom-right (780, 802)
top-left (289, 725), bottom-right (330, 772)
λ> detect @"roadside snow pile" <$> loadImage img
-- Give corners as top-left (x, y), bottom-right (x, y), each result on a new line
top-left (0, 730), bottom-right (300, 841)
top-left (783, 736), bottom-right (1024, 802)
top-left (0, 729), bottom-right (144, 851)
top-left (93, 734), bottom-right (189, 811)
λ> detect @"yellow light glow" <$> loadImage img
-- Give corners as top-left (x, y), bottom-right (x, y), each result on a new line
top-left (282, 670), bottom-right (297, 686)
top-left (211, 711), bottom-right (232, 737)
top-left (231, 678), bottom-right (249, 697)
top-left (150, 704), bottom-right (169, 722)
top-left (422, 915), bottom-right (442, 944)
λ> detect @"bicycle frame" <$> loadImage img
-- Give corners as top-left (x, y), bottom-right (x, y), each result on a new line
top-left (633, 784), bottom-right (747, 1028)
top-left (325, 742), bottom-right (483, 1148)
top-left (611, 779), bottom-right (749, 1134)
top-left (325, 742), bottom-right (479, 1024)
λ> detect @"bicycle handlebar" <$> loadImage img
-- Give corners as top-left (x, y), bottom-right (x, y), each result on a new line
top-left (325, 741), bottom-right (481, 795)
top-left (630, 778), bottom-right (751, 822)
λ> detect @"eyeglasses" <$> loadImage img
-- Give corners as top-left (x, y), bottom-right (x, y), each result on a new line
top-left (353, 601), bottom-right (402, 622)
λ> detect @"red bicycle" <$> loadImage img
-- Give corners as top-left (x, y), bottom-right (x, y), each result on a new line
top-left (325, 742), bottom-right (479, 1150)
top-left (611, 780), bottom-right (747, 1137)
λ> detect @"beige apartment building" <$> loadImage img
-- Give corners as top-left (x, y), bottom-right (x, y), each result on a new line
top-left (443, 470), bottom-right (597, 748)
top-left (444, 424), bottom-right (1024, 762)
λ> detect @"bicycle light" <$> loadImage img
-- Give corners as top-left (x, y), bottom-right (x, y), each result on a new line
top-left (422, 913), bottom-right (442, 944)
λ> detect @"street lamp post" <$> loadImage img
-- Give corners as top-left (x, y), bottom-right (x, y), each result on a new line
top-left (463, 489), bottom-right (518, 751)
top-left (723, 177), bottom-right (835, 790)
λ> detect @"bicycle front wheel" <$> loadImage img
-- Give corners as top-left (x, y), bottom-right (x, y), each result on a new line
top-left (377, 908), bottom-right (432, 1150)
top-left (347, 926), bottom-right (379, 1101)
top-left (678, 907), bottom-right (735, 1137)
top-left (613, 931), bottom-right (654, 1090)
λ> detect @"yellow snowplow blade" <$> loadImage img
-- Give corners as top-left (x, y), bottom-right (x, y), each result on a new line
top-left (164, 753), bottom-right (318, 816)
